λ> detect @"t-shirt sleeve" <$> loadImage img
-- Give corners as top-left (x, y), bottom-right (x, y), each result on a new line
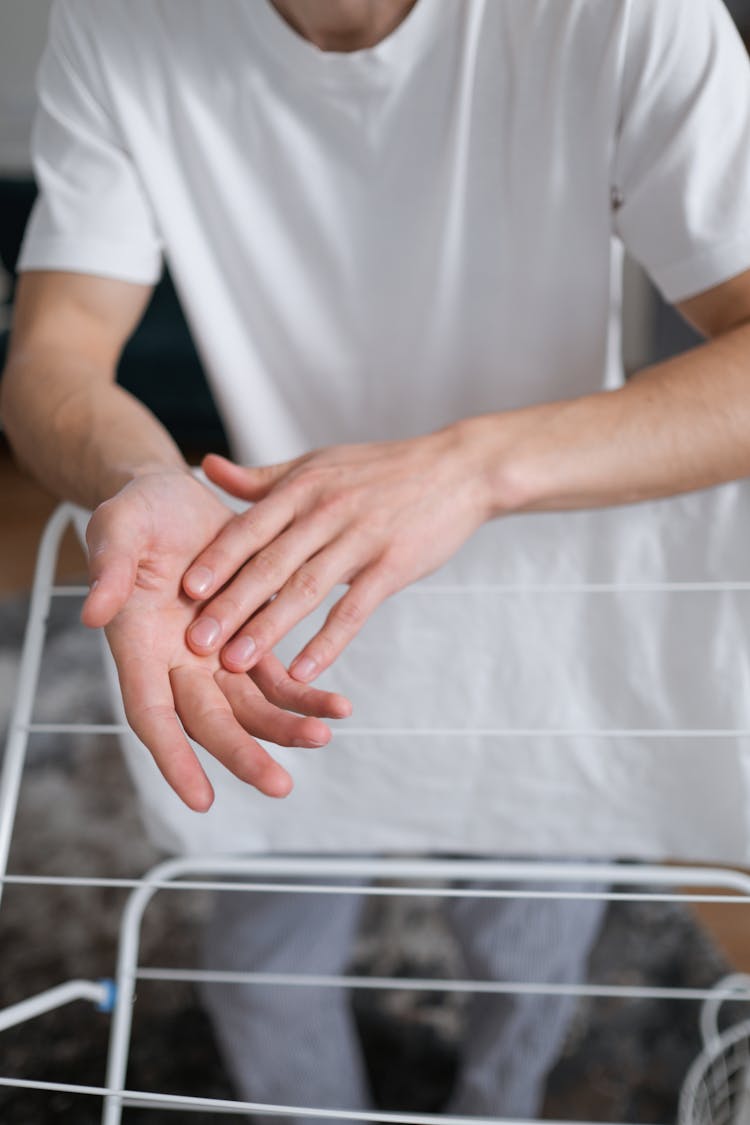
top-left (17, 0), bottom-right (162, 284)
top-left (613, 0), bottom-right (750, 303)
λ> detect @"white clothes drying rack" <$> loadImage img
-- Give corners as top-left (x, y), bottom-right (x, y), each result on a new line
top-left (2, 502), bottom-right (750, 1124)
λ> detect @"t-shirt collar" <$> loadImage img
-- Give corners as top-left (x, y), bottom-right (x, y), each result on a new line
top-left (253, 0), bottom-right (451, 90)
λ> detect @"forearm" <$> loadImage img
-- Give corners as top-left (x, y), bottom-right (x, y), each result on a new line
top-left (1, 347), bottom-right (189, 509)
top-left (474, 320), bottom-right (750, 517)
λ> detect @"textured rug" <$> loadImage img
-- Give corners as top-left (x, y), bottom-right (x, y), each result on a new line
top-left (0, 595), bottom-right (735, 1123)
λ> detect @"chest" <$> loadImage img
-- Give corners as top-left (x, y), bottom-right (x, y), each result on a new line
top-left (108, 1), bottom-right (627, 412)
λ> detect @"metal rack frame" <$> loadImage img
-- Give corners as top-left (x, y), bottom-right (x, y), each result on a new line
top-left (2, 503), bottom-right (750, 1123)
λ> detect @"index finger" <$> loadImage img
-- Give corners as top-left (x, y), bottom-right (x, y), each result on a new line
top-left (182, 495), bottom-right (295, 601)
top-left (117, 654), bottom-right (215, 812)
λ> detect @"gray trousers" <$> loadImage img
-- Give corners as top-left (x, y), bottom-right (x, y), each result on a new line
top-left (200, 877), bottom-right (605, 1122)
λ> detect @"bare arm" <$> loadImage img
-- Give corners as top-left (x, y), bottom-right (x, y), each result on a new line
top-left (181, 269), bottom-right (750, 683)
top-left (476, 270), bottom-right (750, 516)
top-left (1, 271), bottom-right (350, 810)
top-left (1, 270), bottom-right (186, 508)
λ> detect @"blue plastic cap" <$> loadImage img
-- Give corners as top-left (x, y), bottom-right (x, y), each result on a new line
top-left (97, 978), bottom-right (117, 1013)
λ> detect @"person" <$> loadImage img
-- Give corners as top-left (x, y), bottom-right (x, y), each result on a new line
top-left (4, 0), bottom-right (750, 1117)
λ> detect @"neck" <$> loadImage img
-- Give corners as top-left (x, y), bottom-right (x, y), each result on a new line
top-left (270, 0), bottom-right (418, 51)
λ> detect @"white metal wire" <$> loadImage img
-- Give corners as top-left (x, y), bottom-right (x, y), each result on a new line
top-left (0, 1076), bottom-right (649, 1125)
top-left (0, 980), bottom-right (113, 1034)
top-left (4, 872), bottom-right (750, 903)
top-left (678, 976), bottom-right (750, 1124)
top-left (0, 503), bottom-right (75, 910)
top-left (2, 503), bottom-right (750, 1122)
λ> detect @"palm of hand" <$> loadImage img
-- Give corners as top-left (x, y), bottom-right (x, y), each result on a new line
top-left (84, 472), bottom-right (346, 810)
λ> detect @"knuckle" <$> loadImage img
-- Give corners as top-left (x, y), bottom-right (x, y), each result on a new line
top-left (191, 702), bottom-right (230, 733)
top-left (313, 632), bottom-right (338, 660)
top-left (205, 513), bottom-right (260, 562)
top-left (203, 539), bottom-right (243, 575)
top-left (127, 701), bottom-right (175, 736)
top-left (333, 597), bottom-right (364, 630)
top-left (289, 463), bottom-right (327, 497)
top-left (376, 552), bottom-right (403, 594)
top-left (212, 589), bottom-right (250, 620)
top-left (140, 702), bottom-right (177, 722)
top-left (251, 547), bottom-right (286, 585)
top-left (234, 512), bottom-right (266, 547)
top-left (289, 567), bottom-right (320, 602)
top-left (318, 490), bottom-right (348, 519)
top-left (224, 739), bottom-right (259, 777)
top-left (237, 507), bottom-right (261, 530)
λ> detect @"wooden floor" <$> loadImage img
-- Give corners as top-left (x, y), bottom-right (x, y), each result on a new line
top-left (1, 436), bottom-right (749, 970)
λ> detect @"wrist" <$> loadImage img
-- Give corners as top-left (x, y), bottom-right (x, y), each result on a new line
top-left (450, 412), bottom-right (542, 520)
top-left (102, 459), bottom-right (191, 500)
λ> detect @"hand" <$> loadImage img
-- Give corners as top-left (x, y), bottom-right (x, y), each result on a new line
top-left (81, 470), bottom-right (352, 812)
top-left (182, 424), bottom-right (492, 682)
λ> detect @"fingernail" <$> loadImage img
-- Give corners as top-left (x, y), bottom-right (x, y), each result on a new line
top-left (189, 616), bottom-right (221, 648)
top-left (291, 656), bottom-right (318, 682)
top-left (186, 566), bottom-right (214, 596)
top-left (224, 635), bottom-right (256, 665)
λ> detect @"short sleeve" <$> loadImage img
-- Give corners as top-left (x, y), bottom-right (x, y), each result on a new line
top-left (17, 0), bottom-right (162, 284)
top-left (613, 0), bottom-right (750, 303)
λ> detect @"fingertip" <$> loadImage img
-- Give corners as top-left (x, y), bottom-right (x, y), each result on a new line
top-left (221, 636), bottom-right (258, 672)
top-left (266, 769), bottom-right (294, 799)
top-left (289, 655), bottom-right (319, 683)
top-left (201, 452), bottom-right (237, 485)
top-left (82, 556), bottom-right (137, 627)
top-left (294, 719), bottom-right (331, 748)
top-left (80, 601), bottom-right (98, 629)
top-left (188, 616), bottom-right (223, 654)
top-left (202, 451), bottom-right (230, 471)
top-left (192, 788), bottom-right (215, 813)
top-left (80, 586), bottom-right (112, 629)
top-left (183, 565), bottom-right (215, 599)
top-left (188, 769), bottom-right (215, 814)
top-left (180, 775), bottom-right (215, 813)
top-left (330, 695), bottom-right (353, 719)
top-left (316, 699), bottom-right (351, 721)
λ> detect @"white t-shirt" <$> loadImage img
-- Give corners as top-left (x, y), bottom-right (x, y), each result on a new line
top-left (19, 0), bottom-right (750, 861)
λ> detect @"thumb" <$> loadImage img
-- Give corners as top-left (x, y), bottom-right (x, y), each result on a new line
top-left (80, 506), bottom-right (141, 629)
top-left (201, 452), bottom-right (296, 501)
